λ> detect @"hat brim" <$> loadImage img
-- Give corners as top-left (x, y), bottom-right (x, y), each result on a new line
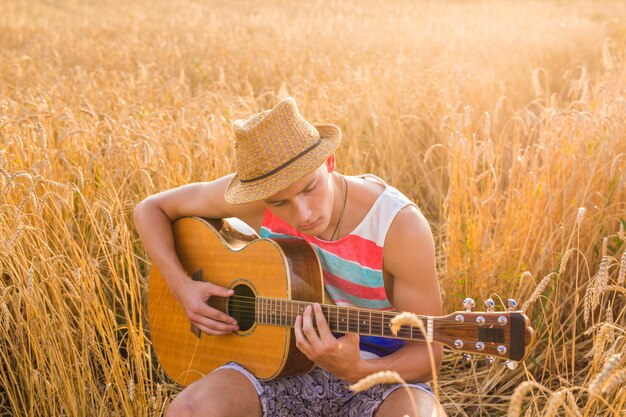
top-left (224, 124), bottom-right (341, 204)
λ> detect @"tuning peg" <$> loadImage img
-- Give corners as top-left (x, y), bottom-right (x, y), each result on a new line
top-left (462, 353), bottom-right (472, 363)
top-left (484, 298), bottom-right (495, 312)
top-left (463, 298), bottom-right (476, 312)
top-left (505, 360), bottom-right (518, 370)
top-left (507, 299), bottom-right (518, 311)
top-left (485, 356), bottom-right (495, 365)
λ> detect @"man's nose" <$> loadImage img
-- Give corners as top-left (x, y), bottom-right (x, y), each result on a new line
top-left (292, 196), bottom-right (311, 223)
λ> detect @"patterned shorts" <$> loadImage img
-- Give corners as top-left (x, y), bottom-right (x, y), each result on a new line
top-left (215, 362), bottom-right (434, 417)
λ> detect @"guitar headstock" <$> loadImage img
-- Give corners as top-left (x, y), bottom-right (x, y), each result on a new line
top-left (437, 298), bottom-right (535, 366)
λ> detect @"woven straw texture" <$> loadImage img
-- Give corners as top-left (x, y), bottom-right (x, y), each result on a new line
top-left (225, 97), bottom-right (341, 204)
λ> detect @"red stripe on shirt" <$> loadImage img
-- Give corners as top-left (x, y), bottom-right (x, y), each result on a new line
top-left (323, 270), bottom-right (389, 300)
top-left (262, 209), bottom-right (382, 269)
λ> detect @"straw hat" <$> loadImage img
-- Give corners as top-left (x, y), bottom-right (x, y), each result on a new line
top-left (225, 97), bottom-right (341, 204)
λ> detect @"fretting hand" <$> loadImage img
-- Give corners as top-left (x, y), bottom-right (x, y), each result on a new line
top-left (294, 303), bottom-right (363, 382)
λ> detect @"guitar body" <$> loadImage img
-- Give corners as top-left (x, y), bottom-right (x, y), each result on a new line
top-left (149, 216), bottom-right (323, 386)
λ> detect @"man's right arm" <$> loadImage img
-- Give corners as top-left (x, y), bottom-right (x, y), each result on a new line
top-left (133, 174), bottom-right (265, 335)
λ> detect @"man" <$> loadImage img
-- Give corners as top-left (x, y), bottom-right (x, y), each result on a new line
top-left (134, 97), bottom-right (445, 416)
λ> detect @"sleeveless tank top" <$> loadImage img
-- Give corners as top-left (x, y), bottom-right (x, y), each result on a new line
top-left (260, 174), bottom-right (418, 357)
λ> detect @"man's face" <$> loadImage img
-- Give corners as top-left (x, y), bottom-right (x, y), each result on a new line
top-left (263, 164), bottom-right (335, 237)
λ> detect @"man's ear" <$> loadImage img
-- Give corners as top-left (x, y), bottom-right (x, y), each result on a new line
top-left (325, 154), bottom-right (336, 173)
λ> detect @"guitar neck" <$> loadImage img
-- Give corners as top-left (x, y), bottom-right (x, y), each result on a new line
top-left (256, 297), bottom-right (431, 342)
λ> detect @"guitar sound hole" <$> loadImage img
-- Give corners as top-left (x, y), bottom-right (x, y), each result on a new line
top-left (228, 284), bottom-right (256, 332)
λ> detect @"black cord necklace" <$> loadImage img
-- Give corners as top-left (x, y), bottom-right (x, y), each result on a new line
top-left (330, 174), bottom-right (348, 241)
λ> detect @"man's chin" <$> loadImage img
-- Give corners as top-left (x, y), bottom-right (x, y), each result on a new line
top-left (297, 219), bottom-right (326, 236)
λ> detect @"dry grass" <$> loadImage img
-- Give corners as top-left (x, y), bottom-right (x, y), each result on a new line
top-left (1, 0), bottom-right (626, 415)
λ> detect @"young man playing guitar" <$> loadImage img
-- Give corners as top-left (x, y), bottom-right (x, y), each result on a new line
top-left (134, 97), bottom-right (446, 416)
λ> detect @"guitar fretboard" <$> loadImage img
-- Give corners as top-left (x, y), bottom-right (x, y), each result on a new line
top-left (256, 297), bottom-right (430, 341)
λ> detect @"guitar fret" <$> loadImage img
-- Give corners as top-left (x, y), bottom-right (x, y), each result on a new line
top-left (358, 308), bottom-right (367, 334)
top-left (289, 299), bottom-right (293, 326)
top-left (350, 308), bottom-right (357, 333)
top-left (368, 310), bottom-right (372, 335)
top-left (326, 305), bottom-right (333, 330)
top-left (272, 298), bottom-right (276, 325)
top-left (282, 299), bottom-right (287, 326)
top-left (259, 298), bottom-right (264, 325)
top-left (347, 308), bottom-right (353, 333)
top-left (383, 313), bottom-right (389, 337)
top-left (337, 307), bottom-right (343, 332)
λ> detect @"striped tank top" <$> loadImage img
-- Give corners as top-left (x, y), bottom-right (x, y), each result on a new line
top-left (260, 174), bottom-right (417, 357)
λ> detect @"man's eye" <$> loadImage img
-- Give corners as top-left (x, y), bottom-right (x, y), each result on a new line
top-left (272, 201), bottom-right (284, 207)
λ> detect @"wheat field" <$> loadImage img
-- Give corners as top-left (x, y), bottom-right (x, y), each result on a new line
top-left (1, 0), bottom-right (625, 415)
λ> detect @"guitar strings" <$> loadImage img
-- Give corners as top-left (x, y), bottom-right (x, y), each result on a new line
top-left (208, 297), bottom-right (419, 336)
top-left (204, 303), bottom-right (501, 342)
top-left (220, 304), bottom-right (513, 329)
top-left (221, 298), bottom-right (509, 328)
top-left (205, 298), bottom-right (502, 340)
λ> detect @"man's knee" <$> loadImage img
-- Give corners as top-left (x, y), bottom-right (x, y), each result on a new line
top-left (375, 387), bottom-right (446, 417)
top-left (165, 369), bottom-right (262, 417)
top-left (166, 395), bottom-right (196, 417)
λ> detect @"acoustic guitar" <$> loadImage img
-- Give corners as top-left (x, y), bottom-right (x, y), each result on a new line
top-left (149, 217), bottom-right (535, 386)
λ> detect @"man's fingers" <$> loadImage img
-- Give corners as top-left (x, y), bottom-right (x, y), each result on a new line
top-left (205, 281), bottom-right (235, 298)
top-left (189, 302), bottom-right (237, 326)
top-left (312, 303), bottom-right (334, 340)
top-left (302, 305), bottom-right (322, 347)
top-left (339, 332), bottom-right (360, 345)
top-left (192, 321), bottom-right (235, 336)
top-left (191, 310), bottom-right (238, 330)
top-left (294, 315), bottom-right (311, 356)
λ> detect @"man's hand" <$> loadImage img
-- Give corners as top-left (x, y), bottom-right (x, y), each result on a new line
top-left (294, 303), bottom-right (363, 382)
top-left (173, 278), bottom-right (239, 336)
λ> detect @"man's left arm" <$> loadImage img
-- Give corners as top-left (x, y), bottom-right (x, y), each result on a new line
top-left (354, 204), bottom-right (443, 383)
top-left (295, 205), bottom-right (443, 383)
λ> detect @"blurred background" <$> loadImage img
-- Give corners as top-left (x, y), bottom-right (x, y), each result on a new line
top-left (1, 0), bottom-right (625, 415)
